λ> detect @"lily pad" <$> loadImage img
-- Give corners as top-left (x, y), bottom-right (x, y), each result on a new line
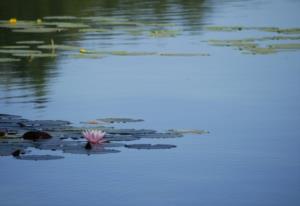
top-left (12, 27), bottom-right (64, 33)
top-left (125, 144), bottom-right (176, 149)
top-left (0, 57), bottom-right (21, 63)
top-left (0, 49), bottom-right (42, 54)
top-left (205, 26), bottom-right (244, 32)
top-left (15, 155), bottom-right (64, 160)
top-left (97, 118), bottom-right (144, 124)
top-left (70, 53), bottom-right (104, 59)
top-left (37, 44), bottom-right (81, 51)
top-left (150, 30), bottom-right (179, 37)
top-left (42, 22), bottom-right (89, 29)
top-left (159, 52), bottom-right (210, 56)
top-left (0, 45), bottom-right (30, 49)
top-left (43, 16), bottom-right (78, 20)
top-left (268, 43), bottom-right (300, 50)
top-left (78, 28), bottom-right (111, 33)
top-left (13, 53), bottom-right (57, 58)
top-left (168, 129), bottom-right (209, 135)
top-left (16, 40), bottom-right (45, 45)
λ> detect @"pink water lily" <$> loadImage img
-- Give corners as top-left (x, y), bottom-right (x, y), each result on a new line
top-left (82, 129), bottom-right (106, 144)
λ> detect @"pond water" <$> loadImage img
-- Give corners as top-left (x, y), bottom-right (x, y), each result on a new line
top-left (1, 0), bottom-right (300, 205)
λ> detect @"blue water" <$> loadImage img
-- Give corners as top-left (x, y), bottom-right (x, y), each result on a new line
top-left (1, 0), bottom-right (300, 205)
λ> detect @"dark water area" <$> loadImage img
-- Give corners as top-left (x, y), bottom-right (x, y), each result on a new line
top-left (1, 0), bottom-right (300, 205)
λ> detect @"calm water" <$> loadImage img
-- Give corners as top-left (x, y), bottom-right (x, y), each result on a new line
top-left (1, 0), bottom-right (300, 205)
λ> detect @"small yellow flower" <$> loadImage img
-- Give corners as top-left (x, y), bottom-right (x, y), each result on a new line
top-left (9, 18), bottom-right (17, 24)
top-left (80, 48), bottom-right (87, 53)
top-left (36, 18), bottom-right (42, 24)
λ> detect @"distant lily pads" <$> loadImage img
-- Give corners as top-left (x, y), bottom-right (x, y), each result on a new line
top-left (125, 144), bottom-right (176, 149)
top-left (0, 45), bottom-right (30, 49)
top-left (12, 27), bottom-right (64, 33)
top-left (150, 30), bottom-right (179, 37)
top-left (97, 118), bottom-right (144, 124)
top-left (0, 57), bottom-right (21, 63)
top-left (42, 22), bottom-right (89, 29)
top-left (0, 49), bottom-right (42, 54)
top-left (159, 52), bottom-right (210, 56)
top-left (15, 155), bottom-right (64, 161)
top-left (38, 44), bottom-right (81, 51)
top-left (43, 16), bottom-right (78, 20)
top-left (16, 40), bottom-right (45, 45)
top-left (13, 53), bottom-right (57, 58)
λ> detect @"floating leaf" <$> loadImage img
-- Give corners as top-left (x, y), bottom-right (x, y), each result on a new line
top-left (43, 16), bottom-right (78, 20)
top-left (150, 30), bottom-right (179, 37)
top-left (159, 52), bottom-right (210, 56)
top-left (168, 129), bottom-right (209, 135)
top-left (0, 45), bottom-right (30, 49)
top-left (79, 28), bottom-right (111, 33)
top-left (16, 40), bottom-right (45, 45)
top-left (15, 155), bottom-right (64, 160)
top-left (42, 22), bottom-right (89, 29)
top-left (12, 27), bottom-right (64, 33)
top-left (97, 118), bottom-right (144, 124)
top-left (125, 144), bottom-right (176, 149)
top-left (70, 53), bottom-right (105, 59)
top-left (0, 57), bottom-right (21, 63)
top-left (38, 44), bottom-right (81, 51)
top-left (0, 49), bottom-right (42, 54)
top-left (268, 43), bottom-right (300, 50)
top-left (205, 26), bottom-right (244, 32)
top-left (13, 53), bottom-right (57, 58)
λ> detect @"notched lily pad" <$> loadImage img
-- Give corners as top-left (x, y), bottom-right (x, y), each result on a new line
top-left (125, 144), bottom-right (176, 149)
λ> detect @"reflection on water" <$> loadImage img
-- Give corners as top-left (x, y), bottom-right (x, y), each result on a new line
top-left (0, 0), bottom-right (208, 110)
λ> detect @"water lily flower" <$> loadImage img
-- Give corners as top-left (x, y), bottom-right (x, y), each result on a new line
top-left (82, 129), bottom-right (106, 144)
top-left (9, 18), bottom-right (17, 24)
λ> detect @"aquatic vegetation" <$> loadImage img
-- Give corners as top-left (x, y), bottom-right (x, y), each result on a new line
top-left (110, 50), bottom-right (156, 56)
top-left (78, 28), bottom-right (111, 33)
top-left (0, 49), bottom-right (42, 54)
top-left (42, 22), bottom-right (90, 29)
top-left (268, 43), bottom-right (300, 50)
top-left (205, 26), bottom-right (244, 32)
top-left (43, 16), bottom-right (78, 20)
top-left (0, 45), bottom-right (30, 49)
top-left (159, 52), bottom-right (210, 56)
top-left (12, 53), bottom-right (57, 58)
top-left (13, 27), bottom-right (64, 33)
top-left (36, 19), bottom-right (43, 24)
top-left (150, 30), bottom-right (179, 37)
top-left (82, 130), bottom-right (106, 144)
top-left (0, 114), bottom-right (208, 160)
top-left (0, 57), bottom-right (21, 62)
top-left (16, 40), bottom-right (45, 45)
top-left (97, 118), bottom-right (144, 124)
top-left (168, 129), bottom-right (210, 135)
top-left (70, 53), bottom-right (104, 59)
top-left (38, 44), bottom-right (81, 51)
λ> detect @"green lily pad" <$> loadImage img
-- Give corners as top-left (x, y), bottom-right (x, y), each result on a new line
top-left (268, 43), bottom-right (300, 50)
top-left (78, 28), bottom-right (111, 33)
top-left (42, 22), bottom-right (89, 29)
top-left (159, 52), bottom-right (210, 56)
top-left (150, 30), bottom-right (179, 37)
top-left (0, 49), bottom-right (42, 54)
top-left (37, 44), bottom-right (81, 51)
top-left (205, 26), bottom-right (244, 32)
top-left (70, 53), bottom-right (104, 59)
top-left (12, 27), bottom-right (64, 33)
top-left (97, 118), bottom-right (144, 124)
top-left (43, 16), bottom-right (78, 20)
top-left (168, 129), bottom-right (209, 135)
top-left (12, 53), bottom-right (57, 58)
top-left (0, 57), bottom-right (21, 63)
top-left (125, 144), bottom-right (176, 149)
top-left (0, 45), bottom-right (30, 49)
top-left (16, 40), bottom-right (45, 45)
top-left (15, 155), bottom-right (64, 160)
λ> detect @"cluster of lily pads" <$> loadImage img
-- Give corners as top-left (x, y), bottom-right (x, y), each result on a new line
top-left (0, 114), bottom-right (208, 160)
top-left (205, 26), bottom-right (300, 55)
top-left (0, 16), bottom-right (212, 62)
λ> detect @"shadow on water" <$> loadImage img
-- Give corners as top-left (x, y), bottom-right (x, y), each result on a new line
top-left (0, 0), bottom-right (208, 110)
